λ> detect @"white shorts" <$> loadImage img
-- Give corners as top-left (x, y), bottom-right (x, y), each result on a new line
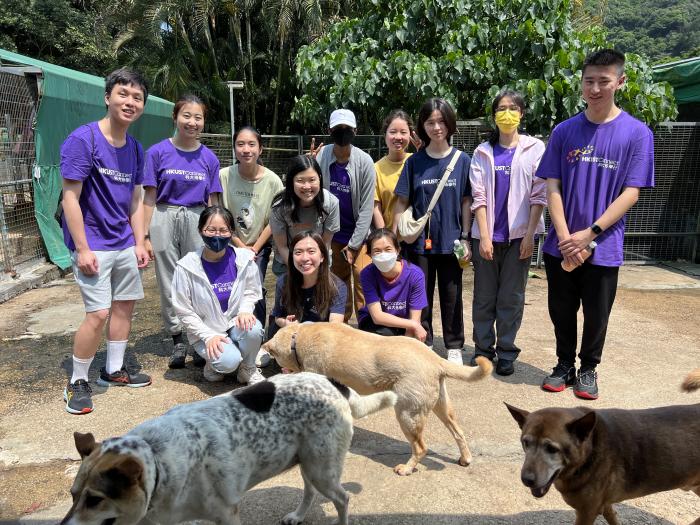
top-left (72, 246), bottom-right (144, 312)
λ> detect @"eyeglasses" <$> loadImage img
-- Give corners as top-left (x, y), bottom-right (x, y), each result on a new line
top-left (496, 105), bottom-right (521, 112)
top-left (203, 227), bottom-right (231, 236)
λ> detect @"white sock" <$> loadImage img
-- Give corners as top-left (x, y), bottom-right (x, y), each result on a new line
top-left (106, 340), bottom-right (128, 374)
top-left (71, 356), bottom-right (94, 384)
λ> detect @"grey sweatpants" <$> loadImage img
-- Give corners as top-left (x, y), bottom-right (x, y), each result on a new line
top-left (150, 204), bottom-right (204, 335)
top-left (471, 238), bottom-right (530, 361)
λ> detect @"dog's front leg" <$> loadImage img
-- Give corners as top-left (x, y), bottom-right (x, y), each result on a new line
top-left (215, 503), bottom-right (242, 525)
top-left (602, 505), bottom-right (620, 525)
top-left (281, 470), bottom-right (317, 525)
top-left (573, 507), bottom-right (599, 525)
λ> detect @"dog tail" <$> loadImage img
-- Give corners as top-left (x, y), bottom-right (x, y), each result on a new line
top-left (347, 389), bottom-right (398, 419)
top-left (442, 355), bottom-right (493, 382)
top-left (681, 368), bottom-right (700, 393)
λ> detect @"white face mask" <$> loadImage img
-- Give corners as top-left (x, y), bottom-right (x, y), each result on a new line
top-left (372, 252), bottom-right (398, 273)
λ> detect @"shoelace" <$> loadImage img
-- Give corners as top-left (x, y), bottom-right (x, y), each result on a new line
top-left (579, 371), bottom-right (597, 386)
top-left (74, 381), bottom-right (92, 394)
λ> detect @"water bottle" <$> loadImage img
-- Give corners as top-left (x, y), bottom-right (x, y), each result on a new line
top-left (453, 240), bottom-right (470, 269)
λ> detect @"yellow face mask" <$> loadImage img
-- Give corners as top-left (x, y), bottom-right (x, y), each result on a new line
top-left (494, 109), bottom-right (521, 134)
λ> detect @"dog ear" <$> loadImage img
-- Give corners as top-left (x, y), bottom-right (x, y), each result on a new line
top-left (74, 432), bottom-right (99, 459)
top-left (504, 403), bottom-right (529, 429)
top-left (566, 411), bottom-right (597, 442)
top-left (104, 456), bottom-right (144, 492)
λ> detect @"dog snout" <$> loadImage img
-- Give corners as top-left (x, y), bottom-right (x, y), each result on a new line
top-left (521, 470), bottom-right (536, 487)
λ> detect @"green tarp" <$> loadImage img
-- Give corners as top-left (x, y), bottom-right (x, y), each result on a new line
top-left (653, 57), bottom-right (700, 105)
top-left (0, 49), bottom-right (174, 269)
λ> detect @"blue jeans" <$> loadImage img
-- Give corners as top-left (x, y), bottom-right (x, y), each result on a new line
top-left (193, 320), bottom-right (264, 374)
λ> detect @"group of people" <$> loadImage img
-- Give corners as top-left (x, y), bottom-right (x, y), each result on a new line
top-left (60, 47), bottom-right (654, 415)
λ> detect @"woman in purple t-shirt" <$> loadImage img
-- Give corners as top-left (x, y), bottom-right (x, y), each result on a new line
top-left (171, 206), bottom-right (264, 384)
top-left (469, 90), bottom-right (546, 376)
top-left (143, 95), bottom-right (222, 369)
top-left (358, 229), bottom-right (428, 342)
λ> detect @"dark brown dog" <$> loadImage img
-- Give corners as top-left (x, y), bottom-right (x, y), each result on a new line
top-left (506, 402), bottom-right (700, 525)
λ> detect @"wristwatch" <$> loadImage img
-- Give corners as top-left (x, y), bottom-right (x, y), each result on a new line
top-left (590, 223), bottom-right (603, 235)
top-left (460, 231), bottom-right (470, 241)
top-left (588, 240), bottom-right (598, 250)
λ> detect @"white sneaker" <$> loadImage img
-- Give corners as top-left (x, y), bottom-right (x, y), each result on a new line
top-left (255, 349), bottom-right (272, 367)
top-left (446, 349), bottom-right (464, 365)
top-left (237, 364), bottom-right (265, 385)
top-left (203, 362), bottom-right (225, 382)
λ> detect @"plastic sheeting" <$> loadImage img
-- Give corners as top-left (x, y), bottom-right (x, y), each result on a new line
top-left (653, 57), bottom-right (700, 105)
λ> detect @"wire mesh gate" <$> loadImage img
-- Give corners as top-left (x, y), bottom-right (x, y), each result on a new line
top-left (0, 68), bottom-right (44, 279)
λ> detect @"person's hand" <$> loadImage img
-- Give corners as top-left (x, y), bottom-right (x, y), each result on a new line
top-left (135, 244), bottom-right (149, 269)
top-left (558, 229), bottom-right (595, 257)
top-left (76, 249), bottom-right (99, 276)
top-left (519, 236), bottom-right (535, 260)
top-left (205, 335), bottom-right (230, 360)
top-left (342, 246), bottom-right (358, 265)
top-left (284, 315), bottom-right (297, 327)
top-left (410, 321), bottom-right (427, 342)
top-left (478, 237), bottom-right (493, 261)
top-left (460, 239), bottom-right (472, 262)
top-left (144, 238), bottom-right (154, 261)
top-left (308, 137), bottom-right (324, 159)
top-left (410, 131), bottom-right (423, 150)
top-left (233, 313), bottom-right (257, 331)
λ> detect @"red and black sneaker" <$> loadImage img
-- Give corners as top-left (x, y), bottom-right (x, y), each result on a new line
top-left (64, 379), bottom-right (93, 415)
top-left (97, 367), bottom-right (152, 388)
top-left (574, 369), bottom-right (599, 400)
top-left (541, 363), bottom-right (576, 392)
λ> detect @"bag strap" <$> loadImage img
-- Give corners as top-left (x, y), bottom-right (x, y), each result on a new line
top-left (425, 149), bottom-right (461, 215)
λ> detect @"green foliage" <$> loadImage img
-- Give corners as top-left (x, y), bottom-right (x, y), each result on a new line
top-left (292, 0), bottom-right (678, 133)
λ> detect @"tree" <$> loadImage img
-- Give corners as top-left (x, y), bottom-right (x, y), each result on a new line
top-left (292, 0), bottom-right (677, 133)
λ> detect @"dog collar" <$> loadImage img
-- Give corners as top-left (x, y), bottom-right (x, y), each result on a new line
top-left (290, 332), bottom-right (302, 370)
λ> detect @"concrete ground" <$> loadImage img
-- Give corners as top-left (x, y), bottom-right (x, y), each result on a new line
top-left (0, 263), bottom-right (698, 524)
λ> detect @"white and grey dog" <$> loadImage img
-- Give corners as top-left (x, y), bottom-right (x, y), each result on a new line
top-left (61, 372), bottom-right (397, 525)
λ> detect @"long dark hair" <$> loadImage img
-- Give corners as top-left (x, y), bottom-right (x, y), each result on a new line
top-left (488, 90), bottom-right (526, 146)
top-left (416, 98), bottom-right (457, 147)
top-left (233, 125), bottom-right (264, 165)
top-left (272, 154), bottom-right (326, 224)
top-left (283, 231), bottom-right (337, 320)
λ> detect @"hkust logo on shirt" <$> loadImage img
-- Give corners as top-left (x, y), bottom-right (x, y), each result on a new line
top-left (566, 145), bottom-right (619, 170)
top-left (98, 167), bottom-right (132, 184)
top-left (164, 169), bottom-right (206, 182)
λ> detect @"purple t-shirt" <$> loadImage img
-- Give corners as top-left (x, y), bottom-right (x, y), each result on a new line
top-left (358, 260), bottom-right (428, 323)
top-left (60, 122), bottom-right (144, 251)
top-left (201, 247), bottom-right (238, 313)
top-left (329, 161), bottom-right (354, 245)
top-left (143, 139), bottom-right (221, 207)
top-left (536, 111), bottom-right (654, 266)
top-left (492, 144), bottom-right (516, 243)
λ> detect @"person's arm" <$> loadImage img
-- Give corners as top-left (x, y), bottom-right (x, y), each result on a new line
top-left (208, 193), bottom-right (220, 206)
top-left (406, 309), bottom-right (427, 342)
top-left (273, 231), bottom-right (289, 266)
top-left (171, 266), bottom-right (222, 344)
top-left (347, 158), bottom-right (376, 252)
top-left (460, 196), bottom-right (473, 261)
top-left (143, 186), bottom-right (157, 260)
top-left (367, 302), bottom-right (420, 331)
top-left (474, 207), bottom-right (492, 260)
top-left (391, 196), bottom-right (408, 235)
top-left (252, 224), bottom-right (273, 253)
top-left (328, 313), bottom-right (344, 323)
top-left (520, 204), bottom-right (545, 260)
top-left (546, 178), bottom-right (583, 267)
top-left (373, 201), bottom-right (385, 229)
top-left (522, 146), bottom-right (547, 260)
top-left (62, 179), bottom-right (99, 275)
top-left (130, 185), bottom-right (149, 268)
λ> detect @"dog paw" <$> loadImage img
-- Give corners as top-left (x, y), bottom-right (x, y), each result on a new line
top-left (280, 513), bottom-right (303, 525)
top-left (458, 456), bottom-right (472, 467)
top-left (393, 463), bottom-right (415, 476)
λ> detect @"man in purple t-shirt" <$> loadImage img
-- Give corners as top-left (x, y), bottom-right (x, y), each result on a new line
top-left (536, 49), bottom-right (654, 400)
top-left (61, 69), bottom-right (152, 415)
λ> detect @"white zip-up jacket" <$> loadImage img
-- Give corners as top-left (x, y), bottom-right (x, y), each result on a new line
top-left (171, 246), bottom-right (262, 345)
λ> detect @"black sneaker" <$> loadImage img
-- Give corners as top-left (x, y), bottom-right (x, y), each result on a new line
top-left (97, 367), bottom-right (152, 388)
top-left (496, 359), bottom-right (515, 376)
top-left (64, 380), bottom-right (93, 415)
top-left (191, 349), bottom-right (206, 368)
top-left (574, 369), bottom-right (599, 400)
top-left (168, 342), bottom-right (187, 369)
top-left (542, 363), bottom-right (576, 392)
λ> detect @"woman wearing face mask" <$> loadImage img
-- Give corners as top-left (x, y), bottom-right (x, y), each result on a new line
top-left (357, 229), bottom-right (428, 341)
top-left (392, 98), bottom-right (473, 364)
top-left (143, 94), bottom-right (222, 369)
top-left (469, 90), bottom-right (546, 376)
top-left (171, 206), bottom-right (265, 384)
top-left (271, 231), bottom-right (346, 334)
top-left (270, 155), bottom-right (339, 277)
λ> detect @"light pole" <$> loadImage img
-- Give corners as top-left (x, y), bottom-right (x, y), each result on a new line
top-left (226, 80), bottom-right (244, 160)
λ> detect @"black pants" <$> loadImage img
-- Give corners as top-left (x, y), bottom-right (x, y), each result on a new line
top-left (358, 316), bottom-right (405, 337)
top-left (407, 252), bottom-right (465, 349)
top-left (543, 253), bottom-right (619, 370)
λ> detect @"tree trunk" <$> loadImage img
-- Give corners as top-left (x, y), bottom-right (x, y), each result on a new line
top-left (271, 38), bottom-right (285, 135)
top-left (229, 15), bottom-right (249, 123)
top-left (245, 14), bottom-right (256, 127)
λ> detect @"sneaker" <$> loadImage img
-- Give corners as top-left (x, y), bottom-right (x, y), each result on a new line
top-left (496, 359), bottom-right (515, 376)
top-left (541, 363), bottom-right (576, 392)
top-left (446, 349), bottom-right (464, 365)
top-left (168, 343), bottom-right (187, 369)
top-left (255, 349), bottom-right (272, 368)
top-left (574, 369), bottom-right (599, 400)
top-left (237, 364), bottom-right (265, 385)
top-left (97, 367), bottom-right (152, 388)
top-left (191, 350), bottom-right (206, 368)
top-left (63, 380), bottom-right (93, 415)
top-left (203, 362), bottom-right (225, 382)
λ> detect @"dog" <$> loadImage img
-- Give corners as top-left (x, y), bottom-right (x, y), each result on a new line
top-left (506, 402), bottom-right (700, 525)
top-left (61, 372), bottom-right (397, 525)
top-left (261, 322), bottom-right (493, 475)
top-left (682, 368), bottom-right (700, 392)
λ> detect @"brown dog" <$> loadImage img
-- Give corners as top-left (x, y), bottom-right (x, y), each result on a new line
top-left (262, 322), bottom-right (492, 475)
top-left (506, 402), bottom-right (700, 525)
top-left (682, 368), bottom-right (700, 392)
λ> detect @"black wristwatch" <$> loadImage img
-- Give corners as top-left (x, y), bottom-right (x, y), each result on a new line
top-left (590, 223), bottom-right (603, 235)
